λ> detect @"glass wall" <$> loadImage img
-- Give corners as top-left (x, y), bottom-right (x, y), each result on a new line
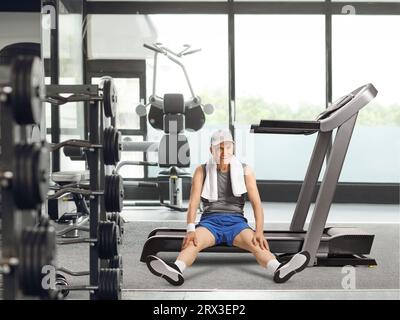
top-left (88, 14), bottom-right (229, 178)
top-left (332, 15), bottom-right (400, 183)
top-left (235, 15), bottom-right (325, 180)
top-left (85, 3), bottom-right (400, 186)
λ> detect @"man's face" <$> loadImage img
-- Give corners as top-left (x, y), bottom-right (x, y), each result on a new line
top-left (210, 141), bottom-right (234, 164)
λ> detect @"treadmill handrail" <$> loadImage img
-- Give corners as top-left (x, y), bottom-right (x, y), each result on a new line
top-left (250, 83), bottom-right (377, 134)
top-left (250, 120), bottom-right (320, 135)
top-left (319, 83), bottom-right (377, 131)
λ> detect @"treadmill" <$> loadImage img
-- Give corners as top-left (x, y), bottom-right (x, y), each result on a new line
top-left (140, 83), bottom-right (378, 267)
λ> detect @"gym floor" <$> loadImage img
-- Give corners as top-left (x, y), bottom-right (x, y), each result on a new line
top-left (57, 201), bottom-right (399, 300)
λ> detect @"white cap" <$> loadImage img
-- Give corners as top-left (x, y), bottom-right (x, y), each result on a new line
top-left (210, 129), bottom-right (234, 146)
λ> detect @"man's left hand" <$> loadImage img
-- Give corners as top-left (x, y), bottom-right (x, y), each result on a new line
top-left (252, 231), bottom-right (269, 251)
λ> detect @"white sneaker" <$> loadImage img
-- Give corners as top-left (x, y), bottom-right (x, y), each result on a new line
top-left (273, 251), bottom-right (310, 283)
top-left (146, 255), bottom-right (184, 286)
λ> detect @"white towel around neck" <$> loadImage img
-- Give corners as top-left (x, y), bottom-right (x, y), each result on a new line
top-left (201, 155), bottom-right (247, 202)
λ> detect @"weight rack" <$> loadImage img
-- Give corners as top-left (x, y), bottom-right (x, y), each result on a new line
top-left (0, 56), bottom-right (52, 299)
top-left (46, 82), bottom-right (123, 300)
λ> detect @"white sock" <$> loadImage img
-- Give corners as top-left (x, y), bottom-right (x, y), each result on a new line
top-left (265, 259), bottom-right (280, 275)
top-left (174, 260), bottom-right (186, 273)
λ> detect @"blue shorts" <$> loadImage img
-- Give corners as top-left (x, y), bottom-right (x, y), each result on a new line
top-left (196, 213), bottom-right (252, 246)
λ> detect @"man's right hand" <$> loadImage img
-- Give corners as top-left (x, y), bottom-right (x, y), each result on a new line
top-left (182, 231), bottom-right (198, 249)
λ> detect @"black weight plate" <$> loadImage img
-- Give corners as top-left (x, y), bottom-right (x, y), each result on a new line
top-left (14, 144), bottom-right (35, 209)
top-left (112, 268), bottom-right (121, 300)
top-left (106, 221), bottom-right (114, 258)
top-left (106, 127), bottom-right (113, 165)
top-left (107, 175), bottom-right (116, 213)
top-left (32, 144), bottom-right (50, 205)
top-left (20, 56), bottom-right (32, 123)
top-left (114, 129), bottom-right (121, 164)
top-left (116, 213), bottom-right (124, 235)
top-left (108, 255), bottom-right (123, 281)
top-left (10, 57), bottom-right (26, 123)
top-left (108, 127), bottom-right (115, 165)
top-left (111, 175), bottom-right (118, 212)
top-left (105, 222), bottom-right (111, 259)
top-left (12, 56), bottom-right (43, 125)
top-left (98, 269), bottom-right (120, 300)
top-left (103, 127), bottom-right (120, 166)
top-left (104, 175), bottom-right (112, 212)
top-left (98, 222), bottom-right (106, 259)
top-left (98, 269), bottom-right (107, 299)
top-left (111, 222), bottom-right (119, 257)
top-left (42, 223), bottom-right (56, 297)
top-left (30, 228), bottom-right (39, 295)
top-left (106, 175), bottom-right (123, 213)
top-left (36, 227), bottom-right (48, 296)
top-left (116, 174), bottom-right (124, 213)
top-left (108, 255), bottom-right (122, 269)
top-left (20, 228), bottom-right (31, 294)
top-left (26, 57), bottom-right (45, 124)
top-left (109, 128), bottom-right (116, 165)
top-left (36, 227), bottom-right (47, 296)
top-left (102, 79), bottom-right (116, 118)
top-left (103, 222), bottom-right (110, 259)
top-left (24, 144), bottom-right (36, 209)
top-left (112, 213), bottom-right (122, 241)
top-left (105, 174), bottom-right (123, 213)
top-left (29, 227), bottom-right (40, 295)
top-left (29, 57), bottom-right (45, 124)
top-left (24, 229), bottom-right (35, 294)
top-left (22, 229), bottom-right (33, 294)
top-left (26, 144), bottom-right (36, 208)
top-left (13, 145), bottom-right (24, 209)
top-left (98, 221), bottom-right (115, 259)
top-left (103, 127), bottom-right (112, 165)
top-left (21, 144), bottom-right (35, 209)
top-left (22, 144), bottom-right (35, 209)
top-left (109, 212), bottom-right (123, 238)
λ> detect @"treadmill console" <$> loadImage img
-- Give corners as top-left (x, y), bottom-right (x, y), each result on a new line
top-left (316, 94), bottom-right (355, 120)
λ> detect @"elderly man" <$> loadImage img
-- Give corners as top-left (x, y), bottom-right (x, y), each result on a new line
top-left (146, 129), bottom-right (310, 286)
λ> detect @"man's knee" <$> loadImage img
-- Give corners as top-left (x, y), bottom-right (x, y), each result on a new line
top-left (183, 241), bottom-right (207, 252)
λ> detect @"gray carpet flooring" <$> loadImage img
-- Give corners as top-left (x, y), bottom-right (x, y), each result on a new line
top-left (56, 221), bottom-right (400, 299)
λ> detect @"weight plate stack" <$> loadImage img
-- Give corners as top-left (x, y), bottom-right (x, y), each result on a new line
top-left (107, 212), bottom-right (124, 238)
top-left (20, 221), bottom-right (56, 297)
top-left (103, 126), bottom-right (121, 166)
top-left (14, 143), bottom-right (50, 210)
top-left (98, 221), bottom-right (119, 259)
top-left (102, 78), bottom-right (117, 119)
top-left (11, 55), bottom-right (44, 125)
top-left (108, 255), bottom-right (123, 285)
top-left (98, 268), bottom-right (121, 300)
top-left (104, 174), bottom-right (124, 212)
top-left (108, 255), bottom-right (122, 269)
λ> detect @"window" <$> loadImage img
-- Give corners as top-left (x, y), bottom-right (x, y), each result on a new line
top-left (88, 14), bottom-right (229, 177)
top-left (235, 15), bottom-right (325, 180)
top-left (332, 15), bottom-right (400, 183)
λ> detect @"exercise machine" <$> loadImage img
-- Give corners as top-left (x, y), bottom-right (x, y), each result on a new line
top-left (140, 83), bottom-right (378, 267)
top-left (121, 43), bottom-right (214, 211)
